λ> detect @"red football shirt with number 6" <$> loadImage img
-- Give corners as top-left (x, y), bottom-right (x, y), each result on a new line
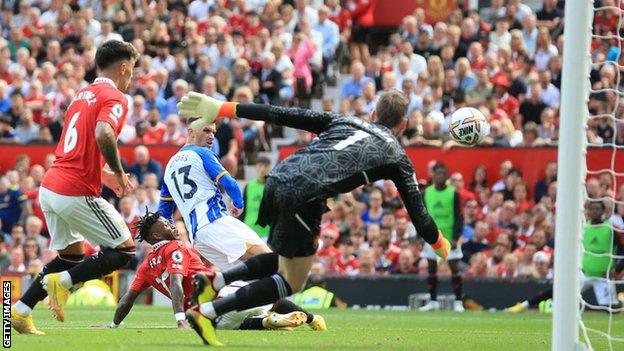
top-left (41, 78), bottom-right (128, 196)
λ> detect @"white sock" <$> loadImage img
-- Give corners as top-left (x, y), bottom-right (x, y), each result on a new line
top-left (59, 271), bottom-right (73, 289)
top-left (522, 301), bottom-right (530, 308)
top-left (14, 301), bottom-right (32, 315)
top-left (213, 273), bottom-right (225, 291)
top-left (199, 302), bottom-right (217, 319)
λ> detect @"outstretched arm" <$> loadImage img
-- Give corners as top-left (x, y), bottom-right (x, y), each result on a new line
top-left (169, 273), bottom-right (188, 329)
top-left (177, 92), bottom-right (339, 134)
top-left (235, 103), bottom-right (338, 135)
top-left (112, 289), bottom-right (140, 327)
top-left (384, 155), bottom-right (444, 251)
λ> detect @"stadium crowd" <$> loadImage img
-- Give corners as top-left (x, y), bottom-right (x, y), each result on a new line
top-left (1, 0), bottom-right (624, 285)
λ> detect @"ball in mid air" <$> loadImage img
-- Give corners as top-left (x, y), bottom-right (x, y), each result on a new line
top-left (449, 107), bottom-right (490, 146)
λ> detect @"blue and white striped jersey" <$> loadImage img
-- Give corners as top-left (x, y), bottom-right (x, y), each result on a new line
top-left (159, 145), bottom-right (243, 242)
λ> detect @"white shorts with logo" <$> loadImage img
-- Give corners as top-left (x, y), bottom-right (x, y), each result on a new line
top-left (39, 187), bottom-right (131, 250)
top-left (582, 274), bottom-right (619, 306)
top-left (193, 216), bottom-right (266, 270)
top-left (422, 241), bottom-right (463, 261)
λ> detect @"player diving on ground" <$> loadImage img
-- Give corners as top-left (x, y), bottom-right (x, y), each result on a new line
top-left (175, 89), bottom-right (450, 345)
top-left (109, 210), bottom-right (325, 335)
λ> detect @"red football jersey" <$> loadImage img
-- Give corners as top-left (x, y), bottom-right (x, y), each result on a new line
top-left (41, 78), bottom-right (128, 196)
top-left (130, 240), bottom-right (213, 309)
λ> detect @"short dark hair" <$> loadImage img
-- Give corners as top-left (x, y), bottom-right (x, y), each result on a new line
top-left (256, 156), bottom-right (271, 166)
top-left (133, 208), bottom-right (161, 242)
top-left (432, 162), bottom-right (447, 173)
top-left (375, 89), bottom-right (409, 129)
top-left (95, 40), bottom-right (139, 71)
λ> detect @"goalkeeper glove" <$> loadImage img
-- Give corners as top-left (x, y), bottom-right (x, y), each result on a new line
top-left (176, 92), bottom-right (237, 123)
top-left (431, 231), bottom-right (451, 260)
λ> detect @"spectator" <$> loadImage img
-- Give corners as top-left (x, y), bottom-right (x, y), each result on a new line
top-left (455, 57), bottom-right (477, 91)
top-left (10, 226), bottom-right (26, 249)
top-left (25, 215), bottom-right (47, 253)
top-left (4, 247), bottom-right (26, 274)
top-left (341, 60), bottom-right (373, 100)
top-left (289, 33), bottom-right (316, 106)
top-left (532, 251), bottom-right (553, 279)
top-left (535, 162), bottom-right (557, 203)
top-left (519, 121), bottom-right (548, 147)
top-left (166, 79), bottom-right (189, 117)
top-left (466, 252), bottom-right (488, 278)
top-left (461, 199), bottom-right (479, 240)
top-left (520, 82), bottom-right (548, 125)
top-left (336, 238), bottom-right (360, 275)
top-left (144, 81), bottom-right (168, 119)
top-left (129, 145), bottom-right (163, 185)
top-left (162, 115), bottom-right (186, 145)
top-left (317, 224), bottom-right (340, 263)
top-left (144, 108), bottom-right (166, 144)
top-left (256, 52), bottom-right (282, 104)
top-left (517, 242), bottom-right (538, 277)
top-left (356, 249), bottom-right (377, 276)
top-left (118, 196), bottom-right (139, 239)
top-left (15, 108), bottom-right (39, 143)
top-left (0, 176), bottom-right (29, 233)
top-left (22, 238), bottom-right (42, 274)
top-left (391, 249), bottom-right (418, 274)
top-left (361, 188), bottom-right (384, 227)
top-left (462, 220), bottom-right (490, 264)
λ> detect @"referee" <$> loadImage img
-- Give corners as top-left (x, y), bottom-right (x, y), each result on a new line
top-left (177, 89), bottom-right (451, 344)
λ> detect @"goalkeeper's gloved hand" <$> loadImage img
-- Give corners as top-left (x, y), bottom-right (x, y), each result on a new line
top-left (176, 92), bottom-right (237, 123)
top-left (431, 231), bottom-right (451, 260)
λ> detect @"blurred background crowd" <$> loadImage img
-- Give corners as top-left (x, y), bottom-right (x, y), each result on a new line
top-left (1, 0), bottom-right (623, 286)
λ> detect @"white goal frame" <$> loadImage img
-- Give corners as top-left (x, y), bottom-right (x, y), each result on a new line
top-left (552, 1), bottom-right (593, 351)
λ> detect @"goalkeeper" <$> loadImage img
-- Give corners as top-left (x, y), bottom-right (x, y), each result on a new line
top-left (507, 200), bottom-right (624, 312)
top-left (176, 89), bottom-right (450, 345)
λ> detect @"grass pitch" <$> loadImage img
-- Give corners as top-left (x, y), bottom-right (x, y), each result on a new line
top-left (9, 306), bottom-right (623, 350)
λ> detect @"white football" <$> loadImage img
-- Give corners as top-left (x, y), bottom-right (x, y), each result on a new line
top-left (449, 107), bottom-right (490, 146)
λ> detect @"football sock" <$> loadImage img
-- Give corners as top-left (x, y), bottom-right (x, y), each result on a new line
top-left (452, 274), bottom-right (463, 300)
top-left (427, 275), bottom-right (438, 301)
top-left (220, 253), bottom-right (279, 287)
top-left (19, 254), bottom-right (84, 311)
top-left (272, 299), bottom-right (314, 324)
top-left (239, 317), bottom-right (266, 330)
top-left (205, 274), bottom-right (292, 318)
top-left (67, 248), bottom-right (135, 286)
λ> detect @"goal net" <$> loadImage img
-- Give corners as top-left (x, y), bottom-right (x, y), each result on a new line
top-left (554, 1), bottom-right (624, 350)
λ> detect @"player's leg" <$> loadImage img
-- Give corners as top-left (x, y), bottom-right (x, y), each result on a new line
top-left (42, 195), bottom-right (135, 321)
top-left (506, 287), bottom-right (554, 312)
top-left (11, 188), bottom-right (87, 332)
top-left (448, 258), bottom-right (464, 312)
top-left (420, 258), bottom-right (440, 311)
top-left (271, 299), bottom-right (327, 331)
top-left (194, 203), bottom-right (322, 319)
top-left (209, 252), bottom-right (279, 292)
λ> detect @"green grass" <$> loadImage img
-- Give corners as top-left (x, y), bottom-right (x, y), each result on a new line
top-left (9, 306), bottom-right (623, 350)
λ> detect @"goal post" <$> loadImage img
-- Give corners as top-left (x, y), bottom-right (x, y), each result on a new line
top-left (552, 1), bottom-right (593, 351)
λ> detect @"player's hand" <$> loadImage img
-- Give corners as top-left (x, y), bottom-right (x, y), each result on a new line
top-left (177, 320), bottom-right (190, 330)
top-left (177, 92), bottom-right (223, 123)
top-left (115, 172), bottom-right (135, 196)
top-left (102, 170), bottom-right (130, 197)
top-left (230, 207), bottom-right (243, 217)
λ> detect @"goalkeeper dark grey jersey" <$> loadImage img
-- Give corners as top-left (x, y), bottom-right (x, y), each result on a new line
top-left (236, 104), bottom-right (427, 226)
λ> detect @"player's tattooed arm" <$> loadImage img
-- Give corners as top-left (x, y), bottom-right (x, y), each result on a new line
top-left (95, 121), bottom-right (124, 174)
top-left (169, 273), bottom-right (185, 315)
top-left (112, 289), bottom-right (141, 327)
